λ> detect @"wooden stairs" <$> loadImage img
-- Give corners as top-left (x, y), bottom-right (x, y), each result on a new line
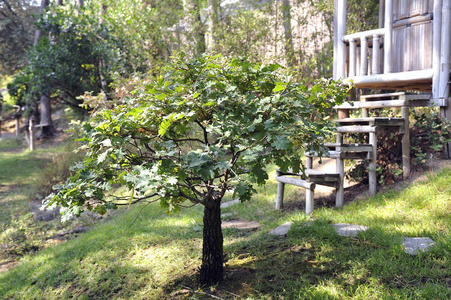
top-left (275, 92), bottom-right (431, 214)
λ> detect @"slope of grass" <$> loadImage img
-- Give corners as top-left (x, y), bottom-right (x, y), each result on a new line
top-left (1, 136), bottom-right (450, 299)
top-left (0, 142), bottom-right (48, 226)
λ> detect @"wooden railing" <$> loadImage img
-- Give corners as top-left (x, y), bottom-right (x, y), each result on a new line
top-left (343, 28), bottom-right (385, 77)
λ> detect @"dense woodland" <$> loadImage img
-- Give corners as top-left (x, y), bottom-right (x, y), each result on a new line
top-left (1, 0), bottom-right (379, 125)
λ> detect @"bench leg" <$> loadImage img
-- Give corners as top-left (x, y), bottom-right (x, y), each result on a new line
top-left (276, 181), bottom-right (285, 210)
top-left (336, 157), bottom-right (344, 208)
top-left (305, 188), bottom-right (314, 214)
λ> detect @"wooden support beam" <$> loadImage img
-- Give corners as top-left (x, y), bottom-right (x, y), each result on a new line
top-left (401, 107), bottom-right (411, 178)
top-left (29, 118), bottom-right (36, 151)
top-left (336, 157), bottom-right (344, 208)
top-left (335, 0), bottom-right (347, 79)
top-left (384, 0), bottom-right (393, 74)
top-left (440, 0), bottom-right (451, 158)
top-left (432, 0), bottom-right (442, 102)
top-left (368, 131), bottom-right (377, 196)
top-left (337, 126), bottom-right (376, 133)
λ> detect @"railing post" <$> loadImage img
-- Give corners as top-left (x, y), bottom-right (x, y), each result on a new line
top-left (372, 34), bottom-right (381, 75)
top-left (360, 37), bottom-right (368, 76)
top-left (384, 0), bottom-right (393, 74)
top-left (349, 38), bottom-right (356, 77)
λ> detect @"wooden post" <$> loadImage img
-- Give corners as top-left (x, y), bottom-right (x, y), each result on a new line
top-left (401, 106), bottom-right (410, 178)
top-left (432, 0), bottom-right (443, 102)
top-left (305, 155), bottom-right (314, 214)
top-left (306, 156), bottom-right (313, 169)
top-left (378, 0), bottom-right (385, 29)
top-left (372, 34), bottom-right (381, 75)
top-left (275, 170), bottom-right (285, 210)
top-left (368, 131), bottom-right (377, 196)
top-left (336, 157), bottom-right (344, 208)
top-left (349, 38), bottom-right (356, 77)
top-left (440, 0), bottom-right (451, 158)
top-left (384, 0), bottom-right (393, 74)
top-left (361, 37), bottom-right (368, 76)
top-left (335, 0), bottom-right (347, 79)
top-left (15, 117), bottom-right (20, 138)
top-left (305, 188), bottom-right (314, 215)
top-left (29, 118), bottom-right (36, 151)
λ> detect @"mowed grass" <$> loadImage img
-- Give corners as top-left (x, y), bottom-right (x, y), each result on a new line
top-left (0, 142), bottom-right (451, 299)
top-left (0, 140), bottom-right (49, 226)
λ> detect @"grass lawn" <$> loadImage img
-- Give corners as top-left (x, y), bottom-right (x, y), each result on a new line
top-left (0, 139), bottom-right (49, 226)
top-left (1, 137), bottom-right (451, 299)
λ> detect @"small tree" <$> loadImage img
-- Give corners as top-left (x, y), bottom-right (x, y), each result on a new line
top-left (45, 54), bottom-right (347, 285)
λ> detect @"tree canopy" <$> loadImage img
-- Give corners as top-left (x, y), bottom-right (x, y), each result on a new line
top-left (0, 0), bottom-right (38, 76)
top-left (45, 54), bottom-right (348, 284)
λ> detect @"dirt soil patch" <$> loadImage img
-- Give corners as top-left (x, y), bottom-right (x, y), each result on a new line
top-left (222, 219), bottom-right (260, 230)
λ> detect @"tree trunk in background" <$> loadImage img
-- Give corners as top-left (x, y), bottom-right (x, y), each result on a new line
top-left (184, 0), bottom-right (206, 56)
top-left (34, 0), bottom-right (57, 138)
top-left (98, 3), bottom-right (108, 101)
top-left (208, 0), bottom-right (219, 52)
top-left (56, 0), bottom-right (63, 5)
top-left (282, 0), bottom-right (295, 66)
top-left (33, 0), bottom-right (49, 46)
top-left (199, 196), bottom-right (224, 285)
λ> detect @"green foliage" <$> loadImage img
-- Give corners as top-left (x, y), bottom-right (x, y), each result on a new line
top-left (0, 0), bottom-right (38, 76)
top-left (2, 166), bottom-right (451, 298)
top-left (346, 108), bottom-right (451, 185)
top-left (46, 54), bottom-right (348, 219)
top-left (7, 3), bottom-right (130, 110)
top-left (411, 110), bottom-right (451, 166)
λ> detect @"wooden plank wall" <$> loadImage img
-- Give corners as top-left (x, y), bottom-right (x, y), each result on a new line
top-left (392, 0), bottom-right (434, 73)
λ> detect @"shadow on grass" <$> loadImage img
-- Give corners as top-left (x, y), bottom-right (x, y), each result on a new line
top-left (2, 169), bottom-right (451, 299)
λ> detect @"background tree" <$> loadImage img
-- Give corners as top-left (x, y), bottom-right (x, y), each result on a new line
top-left (45, 54), bottom-right (348, 285)
top-left (0, 0), bottom-right (39, 77)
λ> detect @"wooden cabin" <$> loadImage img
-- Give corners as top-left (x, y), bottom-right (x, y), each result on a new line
top-left (333, 0), bottom-right (451, 109)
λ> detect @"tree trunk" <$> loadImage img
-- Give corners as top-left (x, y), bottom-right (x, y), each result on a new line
top-left (33, 0), bottom-right (49, 45)
top-left (34, 0), bottom-right (56, 139)
top-left (199, 196), bottom-right (223, 285)
top-left (208, 0), bottom-right (219, 52)
top-left (39, 92), bottom-right (57, 138)
top-left (98, 3), bottom-right (108, 101)
top-left (282, 0), bottom-right (295, 66)
top-left (184, 0), bottom-right (206, 56)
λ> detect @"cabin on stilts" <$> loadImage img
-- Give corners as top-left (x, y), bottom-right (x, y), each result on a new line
top-left (275, 0), bottom-right (451, 214)
top-left (334, 0), bottom-right (451, 124)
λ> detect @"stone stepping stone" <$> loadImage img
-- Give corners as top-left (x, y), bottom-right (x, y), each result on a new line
top-left (332, 223), bottom-right (369, 237)
top-left (269, 222), bottom-right (293, 236)
top-left (402, 237), bottom-right (436, 255)
top-left (222, 219), bottom-right (260, 230)
top-left (220, 198), bottom-right (240, 208)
